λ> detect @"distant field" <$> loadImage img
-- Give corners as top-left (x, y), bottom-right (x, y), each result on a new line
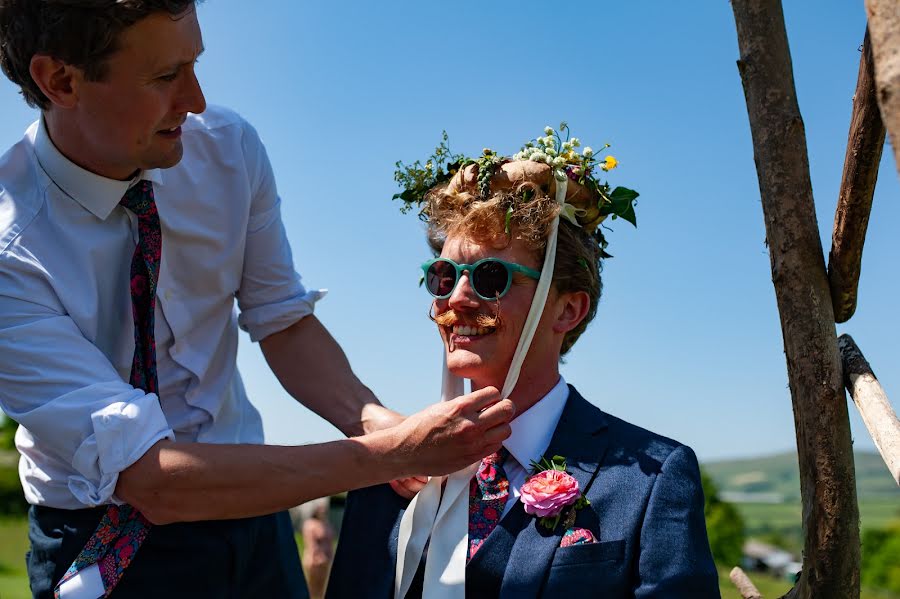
top-left (704, 451), bottom-right (899, 502)
top-left (737, 499), bottom-right (899, 532)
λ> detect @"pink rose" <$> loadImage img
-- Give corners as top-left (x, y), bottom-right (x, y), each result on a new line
top-left (520, 470), bottom-right (580, 517)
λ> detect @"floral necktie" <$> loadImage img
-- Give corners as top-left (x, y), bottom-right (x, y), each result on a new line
top-left (467, 447), bottom-right (510, 561)
top-left (55, 181), bottom-right (161, 598)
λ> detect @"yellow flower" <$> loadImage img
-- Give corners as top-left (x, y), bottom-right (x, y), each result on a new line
top-left (602, 155), bottom-right (618, 171)
top-left (564, 150), bottom-right (577, 162)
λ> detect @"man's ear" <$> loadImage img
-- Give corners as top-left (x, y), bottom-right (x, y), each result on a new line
top-left (551, 290), bottom-right (591, 334)
top-left (29, 55), bottom-right (80, 109)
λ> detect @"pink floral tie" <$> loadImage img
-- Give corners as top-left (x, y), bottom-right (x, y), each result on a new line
top-left (55, 181), bottom-right (161, 598)
top-left (467, 447), bottom-right (510, 561)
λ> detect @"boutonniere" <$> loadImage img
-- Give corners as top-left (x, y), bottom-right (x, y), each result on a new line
top-left (522, 455), bottom-right (591, 531)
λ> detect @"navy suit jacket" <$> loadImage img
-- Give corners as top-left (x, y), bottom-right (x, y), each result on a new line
top-left (326, 386), bottom-right (720, 598)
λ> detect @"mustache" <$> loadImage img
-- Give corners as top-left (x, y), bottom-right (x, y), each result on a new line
top-left (431, 307), bottom-right (502, 329)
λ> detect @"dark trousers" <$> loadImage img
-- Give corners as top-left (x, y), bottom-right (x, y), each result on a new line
top-left (26, 505), bottom-right (309, 599)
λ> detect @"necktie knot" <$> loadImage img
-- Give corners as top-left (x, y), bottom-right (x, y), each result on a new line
top-left (120, 180), bottom-right (157, 218)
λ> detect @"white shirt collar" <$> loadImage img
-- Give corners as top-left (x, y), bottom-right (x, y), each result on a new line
top-left (503, 375), bottom-right (569, 472)
top-left (32, 117), bottom-right (164, 220)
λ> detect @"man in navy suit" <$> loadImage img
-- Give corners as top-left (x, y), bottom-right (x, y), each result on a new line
top-left (327, 150), bottom-right (720, 598)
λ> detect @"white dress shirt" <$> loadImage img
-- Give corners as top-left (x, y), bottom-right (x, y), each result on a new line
top-left (501, 376), bottom-right (569, 517)
top-left (0, 106), bottom-right (323, 509)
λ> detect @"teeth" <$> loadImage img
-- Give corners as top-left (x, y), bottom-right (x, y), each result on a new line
top-left (452, 325), bottom-right (493, 336)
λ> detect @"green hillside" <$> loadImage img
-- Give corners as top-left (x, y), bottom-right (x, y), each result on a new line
top-left (704, 451), bottom-right (899, 502)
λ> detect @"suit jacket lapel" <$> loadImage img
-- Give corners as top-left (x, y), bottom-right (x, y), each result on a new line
top-left (498, 386), bottom-right (610, 599)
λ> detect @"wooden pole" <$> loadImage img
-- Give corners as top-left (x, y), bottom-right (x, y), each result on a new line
top-left (828, 29), bottom-right (885, 323)
top-left (839, 334), bottom-right (900, 485)
top-left (865, 0), bottom-right (900, 177)
top-left (730, 1), bottom-right (861, 597)
top-left (730, 567), bottom-right (763, 599)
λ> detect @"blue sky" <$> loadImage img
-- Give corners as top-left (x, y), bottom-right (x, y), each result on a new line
top-left (1, 1), bottom-right (896, 462)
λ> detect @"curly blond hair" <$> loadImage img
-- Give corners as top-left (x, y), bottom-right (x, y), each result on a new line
top-left (424, 182), bottom-right (602, 356)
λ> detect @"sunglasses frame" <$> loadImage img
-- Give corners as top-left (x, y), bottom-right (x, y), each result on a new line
top-left (421, 257), bottom-right (541, 301)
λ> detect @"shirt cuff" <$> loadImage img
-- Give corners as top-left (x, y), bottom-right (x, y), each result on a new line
top-left (68, 393), bottom-right (175, 507)
top-left (238, 288), bottom-right (327, 343)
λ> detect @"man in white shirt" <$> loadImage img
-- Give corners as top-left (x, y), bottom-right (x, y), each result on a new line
top-left (0, 2), bottom-right (514, 597)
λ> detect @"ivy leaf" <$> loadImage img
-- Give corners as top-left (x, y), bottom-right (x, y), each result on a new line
top-left (609, 187), bottom-right (639, 227)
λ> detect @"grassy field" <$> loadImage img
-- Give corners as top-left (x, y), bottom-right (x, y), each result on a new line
top-left (0, 517), bottom-right (29, 599)
top-left (717, 567), bottom-right (900, 599)
top-left (2, 514), bottom-right (897, 598)
top-left (0, 516), bottom-right (308, 599)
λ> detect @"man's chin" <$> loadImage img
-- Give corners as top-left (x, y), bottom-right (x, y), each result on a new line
top-left (145, 142), bottom-right (185, 170)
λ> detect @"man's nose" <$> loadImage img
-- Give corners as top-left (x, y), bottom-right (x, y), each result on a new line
top-left (177, 66), bottom-right (207, 115)
top-left (447, 271), bottom-right (480, 310)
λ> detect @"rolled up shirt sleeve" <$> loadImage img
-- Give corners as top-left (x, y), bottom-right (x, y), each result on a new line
top-left (235, 119), bottom-right (325, 343)
top-left (0, 277), bottom-right (174, 507)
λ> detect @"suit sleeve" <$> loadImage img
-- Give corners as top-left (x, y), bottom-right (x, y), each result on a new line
top-left (326, 485), bottom-right (407, 599)
top-left (634, 445), bottom-right (721, 598)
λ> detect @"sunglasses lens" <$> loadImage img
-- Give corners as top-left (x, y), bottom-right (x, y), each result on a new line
top-left (473, 260), bottom-right (509, 299)
top-left (426, 260), bottom-right (458, 297)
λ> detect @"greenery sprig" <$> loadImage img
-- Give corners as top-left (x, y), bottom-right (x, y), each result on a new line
top-left (393, 131), bottom-right (472, 214)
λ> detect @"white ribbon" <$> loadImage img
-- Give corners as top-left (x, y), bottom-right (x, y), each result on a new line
top-left (394, 172), bottom-right (569, 599)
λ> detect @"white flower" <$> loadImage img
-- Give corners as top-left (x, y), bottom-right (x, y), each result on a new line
top-left (530, 152), bottom-right (547, 162)
top-left (571, 137), bottom-right (581, 147)
top-left (544, 154), bottom-right (554, 165)
top-left (552, 156), bottom-right (567, 167)
top-left (546, 147), bottom-right (557, 156)
top-left (583, 147), bottom-right (594, 158)
top-left (544, 126), bottom-right (554, 136)
top-left (561, 141), bottom-right (573, 151)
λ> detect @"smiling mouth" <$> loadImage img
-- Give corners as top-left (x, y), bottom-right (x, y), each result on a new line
top-left (450, 324), bottom-right (496, 337)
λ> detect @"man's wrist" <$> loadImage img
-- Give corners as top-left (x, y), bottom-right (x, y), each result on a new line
top-left (358, 403), bottom-right (405, 437)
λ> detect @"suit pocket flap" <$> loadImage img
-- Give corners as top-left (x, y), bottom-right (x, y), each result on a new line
top-left (551, 539), bottom-right (625, 567)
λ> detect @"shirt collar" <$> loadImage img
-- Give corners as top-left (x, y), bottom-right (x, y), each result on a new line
top-left (503, 375), bottom-right (569, 471)
top-left (32, 117), bottom-right (164, 220)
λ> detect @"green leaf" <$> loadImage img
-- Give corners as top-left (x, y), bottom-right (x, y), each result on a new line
top-left (609, 187), bottom-right (639, 227)
top-left (505, 206), bottom-right (513, 235)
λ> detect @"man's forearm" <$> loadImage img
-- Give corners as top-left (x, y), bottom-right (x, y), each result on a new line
top-left (260, 315), bottom-right (388, 437)
top-left (117, 433), bottom-right (403, 525)
top-left (116, 387), bottom-right (515, 525)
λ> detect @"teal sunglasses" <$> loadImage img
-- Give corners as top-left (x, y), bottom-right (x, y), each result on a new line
top-left (421, 257), bottom-right (541, 301)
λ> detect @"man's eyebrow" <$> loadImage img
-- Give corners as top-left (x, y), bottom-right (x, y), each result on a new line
top-left (154, 46), bottom-right (205, 75)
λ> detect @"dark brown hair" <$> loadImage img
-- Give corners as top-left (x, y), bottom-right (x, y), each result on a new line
top-left (425, 184), bottom-right (603, 356)
top-left (0, 0), bottom-right (197, 109)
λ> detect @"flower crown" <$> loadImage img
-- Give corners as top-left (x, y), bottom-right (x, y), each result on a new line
top-left (393, 123), bottom-right (639, 257)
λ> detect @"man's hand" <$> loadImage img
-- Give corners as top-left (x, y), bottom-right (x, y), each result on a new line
top-left (388, 386), bottom-right (514, 477)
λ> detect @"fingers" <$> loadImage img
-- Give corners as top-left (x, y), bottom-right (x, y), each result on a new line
top-left (476, 398), bottom-right (516, 428)
top-left (389, 476), bottom-right (428, 499)
top-left (481, 422), bottom-right (512, 446)
top-left (454, 386), bottom-right (502, 412)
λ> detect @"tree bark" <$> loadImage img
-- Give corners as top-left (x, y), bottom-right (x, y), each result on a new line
top-left (730, 1), bottom-right (861, 597)
top-left (838, 334), bottom-right (900, 485)
top-left (828, 29), bottom-right (885, 323)
top-left (865, 0), bottom-right (900, 177)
